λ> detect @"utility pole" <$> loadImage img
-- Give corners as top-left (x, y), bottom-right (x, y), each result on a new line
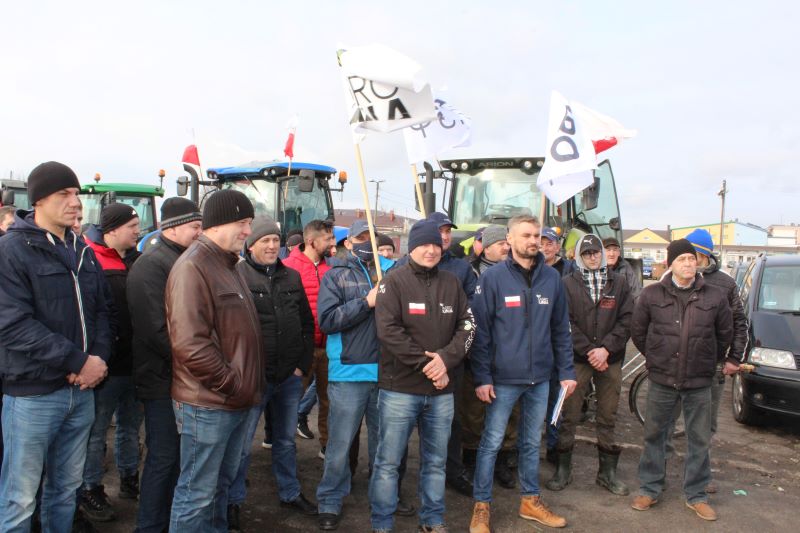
top-left (718, 179), bottom-right (727, 263)
top-left (370, 179), bottom-right (385, 224)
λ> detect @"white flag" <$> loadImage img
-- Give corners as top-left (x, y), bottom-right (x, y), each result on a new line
top-left (402, 95), bottom-right (472, 164)
top-left (537, 91), bottom-right (600, 206)
top-left (337, 44), bottom-right (436, 142)
top-left (571, 101), bottom-right (636, 155)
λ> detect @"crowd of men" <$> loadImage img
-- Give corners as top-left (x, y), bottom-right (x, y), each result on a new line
top-left (0, 161), bottom-right (746, 533)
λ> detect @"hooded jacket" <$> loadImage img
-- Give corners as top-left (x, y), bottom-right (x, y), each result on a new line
top-left (317, 253), bottom-right (395, 382)
top-left (564, 237), bottom-right (633, 365)
top-left (631, 273), bottom-right (733, 389)
top-left (85, 224), bottom-right (140, 376)
top-left (282, 245), bottom-right (331, 347)
top-left (375, 259), bottom-right (475, 395)
top-left (127, 235), bottom-right (186, 400)
top-left (471, 253), bottom-right (575, 387)
top-left (0, 210), bottom-right (112, 396)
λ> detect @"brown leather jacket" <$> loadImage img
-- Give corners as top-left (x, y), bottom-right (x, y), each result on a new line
top-left (166, 235), bottom-right (263, 410)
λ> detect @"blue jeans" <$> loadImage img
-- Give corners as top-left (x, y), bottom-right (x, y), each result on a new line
top-left (298, 377), bottom-right (317, 417)
top-left (135, 398), bottom-right (180, 533)
top-left (474, 381), bottom-right (549, 502)
top-left (316, 381), bottom-right (379, 515)
top-left (638, 380), bottom-right (712, 504)
top-left (0, 387), bottom-right (94, 533)
top-left (230, 374), bottom-right (304, 504)
top-left (369, 390), bottom-right (454, 530)
top-left (169, 402), bottom-right (249, 533)
top-left (82, 375), bottom-right (143, 488)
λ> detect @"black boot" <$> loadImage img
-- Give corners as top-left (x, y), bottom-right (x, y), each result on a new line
top-left (494, 450), bottom-right (516, 489)
top-left (119, 473), bottom-right (139, 500)
top-left (544, 449), bottom-right (572, 491)
top-left (596, 447), bottom-right (629, 496)
top-left (462, 448), bottom-right (477, 478)
top-left (227, 503), bottom-right (241, 532)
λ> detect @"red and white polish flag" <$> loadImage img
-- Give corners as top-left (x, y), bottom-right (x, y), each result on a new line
top-left (284, 115), bottom-right (298, 159)
top-left (504, 296), bottom-right (521, 308)
top-left (409, 303), bottom-right (426, 315)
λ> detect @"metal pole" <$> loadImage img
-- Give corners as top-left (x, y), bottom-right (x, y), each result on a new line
top-left (370, 179), bottom-right (385, 224)
top-left (718, 179), bottom-right (727, 263)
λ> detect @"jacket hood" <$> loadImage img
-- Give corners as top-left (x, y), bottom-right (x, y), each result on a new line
top-left (700, 253), bottom-right (720, 275)
top-left (573, 233), bottom-right (607, 270)
top-left (84, 224), bottom-right (126, 270)
top-left (7, 209), bottom-right (80, 247)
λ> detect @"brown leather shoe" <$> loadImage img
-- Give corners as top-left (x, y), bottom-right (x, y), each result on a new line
top-left (519, 496), bottom-right (566, 528)
top-left (631, 495), bottom-right (658, 511)
top-left (469, 502), bottom-right (491, 533)
top-left (686, 501), bottom-right (717, 521)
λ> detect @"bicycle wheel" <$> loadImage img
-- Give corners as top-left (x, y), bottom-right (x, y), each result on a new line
top-left (629, 369), bottom-right (685, 437)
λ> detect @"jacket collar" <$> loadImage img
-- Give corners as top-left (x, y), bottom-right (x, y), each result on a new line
top-left (506, 252), bottom-right (544, 279)
top-left (244, 251), bottom-right (283, 276)
top-left (197, 234), bottom-right (240, 269)
top-left (660, 271), bottom-right (705, 293)
top-left (409, 257), bottom-right (439, 276)
top-left (9, 209), bottom-right (83, 252)
top-left (159, 234), bottom-right (188, 255)
top-left (288, 244), bottom-right (323, 266)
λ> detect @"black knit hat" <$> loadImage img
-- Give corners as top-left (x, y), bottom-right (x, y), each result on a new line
top-left (161, 197), bottom-right (202, 230)
top-left (100, 203), bottom-right (139, 233)
top-left (408, 219), bottom-right (442, 252)
top-left (667, 238), bottom-right (697, 266)
top-left (377, 233), bottom-right (395, 251)
top-left (202, 189), bottom-right (255, 230)
top-left (27, 161), bottom-right (81, 205)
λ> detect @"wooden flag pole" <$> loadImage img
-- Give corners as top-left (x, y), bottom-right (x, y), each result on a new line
top-left (410, 163), bottom-right (426, 218)
top-left (353, 143), bottom-right (383, 282)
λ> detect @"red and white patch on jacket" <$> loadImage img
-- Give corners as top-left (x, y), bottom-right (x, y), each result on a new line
top-left (409, 303), bottom-right (426, 315)
top-left (504, 295), bottom-right (521, 308)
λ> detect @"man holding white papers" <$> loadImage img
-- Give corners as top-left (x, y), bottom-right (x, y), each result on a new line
top-left (469, 215), bottom-right (576, 532)
top-left (545, 234), bottom-right (633, 496)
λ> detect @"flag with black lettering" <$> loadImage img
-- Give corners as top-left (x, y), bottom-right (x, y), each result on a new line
top-left (402, 95), bottom-right (472, 164)
top-left (537, 91), bottom-right (636, 205)
top-left (337, 44), bottom-right (437, 141)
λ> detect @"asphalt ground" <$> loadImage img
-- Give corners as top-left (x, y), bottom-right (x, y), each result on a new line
top-left (95, 342), bottom-right (800, 533)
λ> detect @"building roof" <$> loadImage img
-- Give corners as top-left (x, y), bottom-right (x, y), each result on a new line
top-left (670, 220), bottom-right (767, 233)
top-left (623, 228), bottom-right (670, 242)
top-left (332, 208), bottom-right (419, 234)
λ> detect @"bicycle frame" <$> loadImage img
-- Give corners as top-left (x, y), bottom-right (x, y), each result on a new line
top-left (622, 352), bottom-right (647, 382)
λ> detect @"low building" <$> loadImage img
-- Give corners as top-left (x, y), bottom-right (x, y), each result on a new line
top-left (622, 228), bottom-right (670, 263)
top-left (671, 220), bottom-right (798, 266)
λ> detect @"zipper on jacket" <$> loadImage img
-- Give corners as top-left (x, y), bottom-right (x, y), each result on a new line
top-left (73, 246), bottom-right (90, 352)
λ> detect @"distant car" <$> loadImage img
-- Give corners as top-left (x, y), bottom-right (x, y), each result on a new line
top-left (732, 254), bottom-right (800, 425)
top-left (642, 258), bottom-right (654, 279)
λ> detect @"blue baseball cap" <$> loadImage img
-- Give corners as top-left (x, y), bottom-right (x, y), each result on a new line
top-left (348, 220), bottom-right (371, 239)
top-left (541, 227), bottom-right (559, 243)
top-left (333, 225), bottom-right (348, 244)
top-left (428, 211), bottom-right (458, 229)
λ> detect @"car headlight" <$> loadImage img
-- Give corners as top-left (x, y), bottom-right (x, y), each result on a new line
top-left (749, 347), bottom-right (797, 369)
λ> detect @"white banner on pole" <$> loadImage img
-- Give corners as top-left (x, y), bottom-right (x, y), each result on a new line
top-left (337, 44), bottom-right (436, 142)
top-left (537, 91), bottom-right (598, 206)
top-left (402, 95), bottom-right (472, 164)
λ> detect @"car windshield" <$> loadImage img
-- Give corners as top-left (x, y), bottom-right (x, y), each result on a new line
top-left (451, 168), bottom-right (542, 225)
top-left (757, 265), bottom-right (800, 312)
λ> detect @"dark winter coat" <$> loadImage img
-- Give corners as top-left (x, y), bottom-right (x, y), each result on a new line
top-left (611, 258), bottom-right (642, 301)
top-left (631, 273), bottom-right (733, 390)
top-left (0, 211), bottom-right (112, 396)
top-left (85, 225), bottom-right (140, 376)
top-left (127, 235), bottom-right (186, 400)
top-left (563, 270), bottom-right (633, 365)
top-left (237, 254), bottom-right (315, 384)
top-left (375, 259), bottom-right (474, 395)
top-left (471, 254), bottom-right (575, 387)
top-left (701, 255), bottom-right (748, 363)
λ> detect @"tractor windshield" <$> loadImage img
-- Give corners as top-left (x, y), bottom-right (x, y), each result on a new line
top-left (451, 168), bottom-right (543, 226)
top-left (78, 193), bottom-right (157, 236)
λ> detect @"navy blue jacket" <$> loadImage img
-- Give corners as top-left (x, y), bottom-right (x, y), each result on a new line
top-left (471, 254), bottom-right (575, 386)
top-left (398, 250), bottom-right (477, 300)
top-left (0, 211), bottom-right (112, 396)
top-left (318, 253), bottom-right (395, 382)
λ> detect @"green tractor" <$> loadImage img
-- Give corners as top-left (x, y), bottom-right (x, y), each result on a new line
top-left (79, 181), bottom-right (165, 236)
top-left (0, 179), bottom-right (31, 210)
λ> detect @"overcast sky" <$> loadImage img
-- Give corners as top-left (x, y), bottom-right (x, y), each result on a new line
top-left (2, 1), bottom-right (798, 230)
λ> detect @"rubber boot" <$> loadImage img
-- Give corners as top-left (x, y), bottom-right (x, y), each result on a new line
top-left (494, 450), bottom-right (516, 489)
top-left (544, 449), bottom-right (572, 491)
top-left (596, 447), bottom-right (629, 496)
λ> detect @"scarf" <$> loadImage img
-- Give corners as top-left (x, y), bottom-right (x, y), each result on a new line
top-left (581, 266), bottom-right (608, 303)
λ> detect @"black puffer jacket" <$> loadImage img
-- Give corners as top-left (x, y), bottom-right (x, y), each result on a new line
top-left (611, 258), bottom-right (642, 302)
top-left (701, 255), bottom-right (748, 363)
top-left (237, 254), bottom-right (315, 384)
top-left (563, 270), bottom-right (633, 365)
top-left (128, 235), bottom-right (186, 400)
top-left (631, 273), bottom-right (733, 390)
